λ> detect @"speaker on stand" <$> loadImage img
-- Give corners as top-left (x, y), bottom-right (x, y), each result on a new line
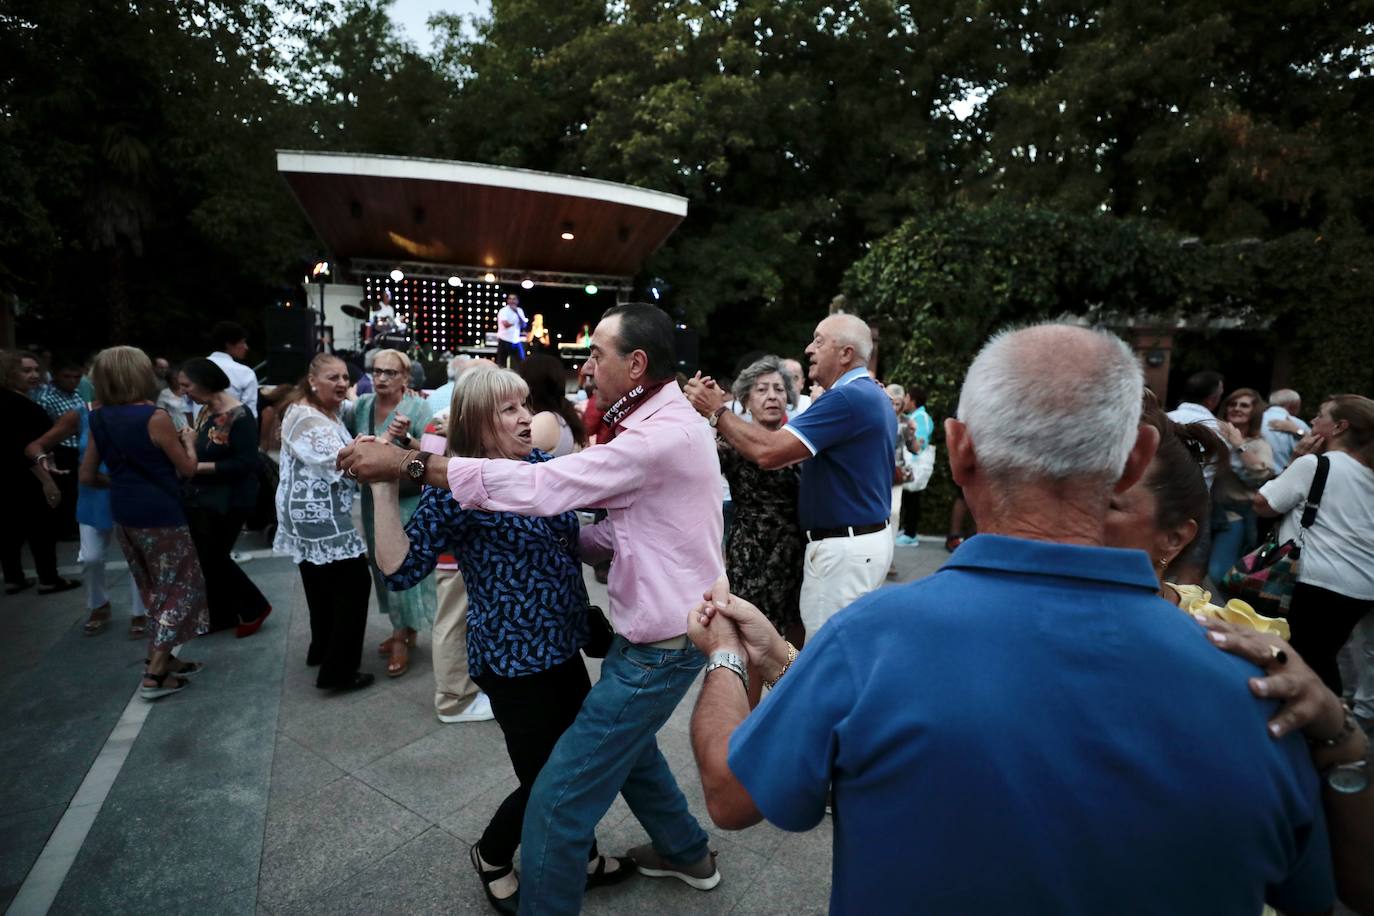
top-left (264, 305), bottom-right (316, 385)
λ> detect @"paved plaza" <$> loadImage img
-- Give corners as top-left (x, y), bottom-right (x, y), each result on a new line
top-left (0, 533), bottom-right (946, 915)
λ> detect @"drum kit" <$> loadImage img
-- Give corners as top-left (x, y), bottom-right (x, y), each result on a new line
top-left (344, 291), bottom-right (413, 353)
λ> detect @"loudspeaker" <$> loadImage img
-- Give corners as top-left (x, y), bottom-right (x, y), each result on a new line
top-left (673, 328), bottom-right (699, 376)
top-left (264, 306), bottom-right (316, 384)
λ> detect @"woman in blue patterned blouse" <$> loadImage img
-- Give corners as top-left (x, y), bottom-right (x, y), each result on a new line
top-left (369, 367), bottom-right (634, 913)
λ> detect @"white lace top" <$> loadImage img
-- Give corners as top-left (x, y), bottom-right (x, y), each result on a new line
top-left (273, 403), bottom-right (367, 565)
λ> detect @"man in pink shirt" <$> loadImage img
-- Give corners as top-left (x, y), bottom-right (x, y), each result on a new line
top-left (338, 304), bottom-right (725, 913)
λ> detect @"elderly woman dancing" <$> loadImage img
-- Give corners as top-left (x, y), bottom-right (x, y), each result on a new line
top-left (717, 355), bottom-right (805, 646)
top-left (83, 347), bottom-right (209, 700)
top-left (368, 367), bottom-right (633, 913)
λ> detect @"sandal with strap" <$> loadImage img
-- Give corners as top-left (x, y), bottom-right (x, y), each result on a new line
top-left (145, 658), bottom-right (203, 677)
top-left (84, 604), bottom-right (112, 635)
top-left (140, 670), bottom-right (188, 701)
top-left (586, 854), bottom-right (638, 890)
top-left (469, 843), bottom-right (519, 915)
top-left (128, 615), bottom-right (148, 640)
top-left (387, 637), bottom-right (410, 678)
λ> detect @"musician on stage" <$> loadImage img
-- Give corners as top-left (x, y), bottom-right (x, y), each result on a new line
top-left (495, 294), bottom-right (527, 367)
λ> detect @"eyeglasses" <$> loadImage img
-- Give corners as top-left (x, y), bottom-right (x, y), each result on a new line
top-left (371, 368), bottom-right (403, 379)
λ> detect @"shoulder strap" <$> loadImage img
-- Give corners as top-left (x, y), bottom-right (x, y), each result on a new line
top-left (1298, 454), bottom-right (1330, 529)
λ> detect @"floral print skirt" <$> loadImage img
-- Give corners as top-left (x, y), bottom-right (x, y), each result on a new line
top-left (116, 525), bottom-right (210, 651)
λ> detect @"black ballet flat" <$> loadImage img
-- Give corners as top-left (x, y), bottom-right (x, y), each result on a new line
top-left (316, 672), bottom-right (375, 693)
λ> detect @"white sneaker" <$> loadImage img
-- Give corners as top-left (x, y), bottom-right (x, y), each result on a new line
top-left (438, 692), bottom-right (494, 723)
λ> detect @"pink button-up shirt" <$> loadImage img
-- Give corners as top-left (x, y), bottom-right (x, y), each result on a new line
top-left (445, 382), bottom-right (724, 643)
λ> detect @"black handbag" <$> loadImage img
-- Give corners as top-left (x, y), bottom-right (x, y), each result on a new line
top-left (583, 605), bottom-right (615, 658)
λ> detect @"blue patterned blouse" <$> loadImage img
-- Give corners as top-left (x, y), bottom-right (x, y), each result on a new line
top-left (383, 451), bottom-right (590, 678)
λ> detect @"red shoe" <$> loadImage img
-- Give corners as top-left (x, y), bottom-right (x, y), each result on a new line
top-left (236, 606), bottom-right (272, 638)
top-left (944, 536), bottom-right (964, 553)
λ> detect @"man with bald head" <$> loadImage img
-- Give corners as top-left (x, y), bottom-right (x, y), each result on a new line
top-left (686, 312), bottom-right (896, 638)
top-left (688, 323), bottom-right (1337, 916)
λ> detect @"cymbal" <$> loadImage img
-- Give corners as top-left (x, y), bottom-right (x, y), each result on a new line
top-left (341, 303), bottom-right (368, 320)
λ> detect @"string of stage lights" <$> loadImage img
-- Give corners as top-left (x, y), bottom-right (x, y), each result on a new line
top-left (361, 273), bottom-right (508, 350)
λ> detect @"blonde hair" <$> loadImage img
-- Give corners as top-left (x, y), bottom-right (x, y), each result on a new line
top-left (91, 346), bottom-right (159, 405)
top-left (372, 348), bottom-right (411, 378)
top-left (0, 350), bottom-right (36, 392)
top-left (447, 367), bottom-right (529, 458)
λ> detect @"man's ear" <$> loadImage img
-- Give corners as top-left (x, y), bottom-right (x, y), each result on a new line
top-left (945, 418), bottom-right (976, 488)
top-left (628, 349), bottom-right (649, 383)
top-left (1114, 423), bottom-right (1161, 494)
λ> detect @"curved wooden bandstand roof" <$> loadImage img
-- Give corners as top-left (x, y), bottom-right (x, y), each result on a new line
top-left (276, 151), bottom-right (688, 280)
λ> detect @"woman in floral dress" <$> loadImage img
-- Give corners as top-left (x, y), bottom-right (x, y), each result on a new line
top-left (83, 346), bottom-right (209, 701)
top-left (718, 355), bottom-right (805, 645)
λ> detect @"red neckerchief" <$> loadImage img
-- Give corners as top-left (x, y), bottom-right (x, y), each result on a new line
top-left (602, 379), bottom-right (671, 431)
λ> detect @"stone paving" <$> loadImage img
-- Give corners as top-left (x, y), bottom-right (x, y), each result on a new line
top-left (0, 531), bottom-right (946, 915)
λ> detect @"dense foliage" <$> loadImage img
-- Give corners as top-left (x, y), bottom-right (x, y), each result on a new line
top-left (2, 0), bottom-right (1370, 403)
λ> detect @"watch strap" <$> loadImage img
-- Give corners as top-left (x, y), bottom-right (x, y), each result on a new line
top-left (705, 650), bottom-right (748, 692)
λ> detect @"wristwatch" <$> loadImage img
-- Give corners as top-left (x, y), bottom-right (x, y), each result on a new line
top-left (705, 650), bottom-right (748, 692)
top-left (708, 405), bottom-right (729, 428)
top-left (403, 450), bottom-right (433, 482)
top-left (1325, 760), bottom-right (1369, 795)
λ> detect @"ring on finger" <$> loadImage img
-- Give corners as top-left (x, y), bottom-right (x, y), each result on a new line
top-left (1269, 645), bottom-right (1288, 665)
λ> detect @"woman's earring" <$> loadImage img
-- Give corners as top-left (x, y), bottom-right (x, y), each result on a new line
top-left (1157, 555), bottom-right (1171, 570)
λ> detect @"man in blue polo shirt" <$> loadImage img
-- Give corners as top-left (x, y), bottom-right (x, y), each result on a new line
top-left (685, 313), bottom-right (896, 638)
top-left (686, 324), bottom-right (1338, 916)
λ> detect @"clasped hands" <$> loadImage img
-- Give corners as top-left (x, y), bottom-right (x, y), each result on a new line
top-left (336, 435), bottom-right (409, 482)
top-left (683, 372), bottom-right (726, 419)
top-left (687, 575), bottom-right (791, 686)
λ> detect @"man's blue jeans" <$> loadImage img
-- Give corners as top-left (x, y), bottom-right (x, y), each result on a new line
top-left (517, 636), bottom-right (710, 915)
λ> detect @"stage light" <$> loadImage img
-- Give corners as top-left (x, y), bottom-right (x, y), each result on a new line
top-left (390, 268), bottom-right (404, 281)
top-left (561, 222), bottom-right (575, 241)
top-left (584, 284), bottom-right (598, 295)
top-left (448, 276), bottom-right (461, 287)
top-left (521, 278), bottom-right (534, 290)
top-left (484, 272), bottom-right (496, 283)
top-left (564, 303), bottom-right (570, 309)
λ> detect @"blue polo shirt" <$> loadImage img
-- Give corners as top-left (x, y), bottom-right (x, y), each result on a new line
top-left (728, 534), bottom-right (1333, 916)
top-left (785, 367), bottom-right (896, 531)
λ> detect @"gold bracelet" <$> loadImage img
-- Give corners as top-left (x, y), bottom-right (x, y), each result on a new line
top-left (763, 641), bottom-right (799, 690)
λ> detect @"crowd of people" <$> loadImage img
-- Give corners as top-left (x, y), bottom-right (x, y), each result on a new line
top-left (3, 302), bottom-right (1372, 914)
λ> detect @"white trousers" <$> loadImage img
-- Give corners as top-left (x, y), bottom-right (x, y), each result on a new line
top-left (432, 568), bottom-right (479, 716)
top-left (1337, 614), bottom-right (1374, 720)
top-left (78, 524), bottom-right (146, 616)
top-left (799, 528), bottom-right (894, 638)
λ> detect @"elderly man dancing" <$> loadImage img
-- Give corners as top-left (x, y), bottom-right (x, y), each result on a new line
top-left (688, 324), bottom-right (1359, 916)
top-left (338, 303), bottom-right (724, 915)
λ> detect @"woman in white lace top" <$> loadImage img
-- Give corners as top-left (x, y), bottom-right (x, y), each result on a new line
top-left (274, 354), bottom-right (374, 692)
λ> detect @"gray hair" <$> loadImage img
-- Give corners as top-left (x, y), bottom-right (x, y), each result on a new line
top-left (733, 355), bottom-right (796, 410)
top-left (957, 323), bottom-right (1142, 482)
top-left (1268, 388), bottom-right (1301, 409)
top-left (885, 383), bottom-right (905, 399)
top-left (826, 313), bottom-right (873, 363)
top-left (447, 355), bottom-right (471, 380)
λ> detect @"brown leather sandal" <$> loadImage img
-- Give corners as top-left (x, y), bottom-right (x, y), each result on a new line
top-left (84, 603), bottom-right (112, 635)
top-left (386, 638), bottom-right (410, 678)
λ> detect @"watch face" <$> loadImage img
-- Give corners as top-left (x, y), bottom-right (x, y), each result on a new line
top-left (406, 458), bottom-right (425, 480)
top-left (1329, 765), bottom-right (1369, 794)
